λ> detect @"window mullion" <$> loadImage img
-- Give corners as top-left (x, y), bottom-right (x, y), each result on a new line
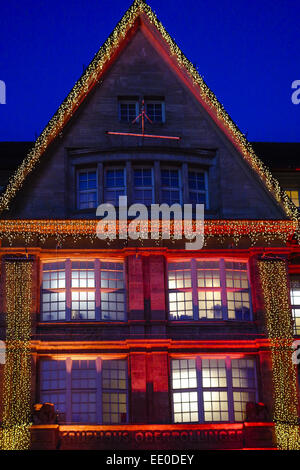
top-left (196, 356), bottom-right (204, 423)
top-left (191, 259), bottom-right (198, 320)
top-left (66, 259), bottom-right (72, 322)
top-left (220, 259), bottom-right (228, 320)
top-left (96, 357), bottom-right (102, 424)
top-left (95, 259), bottom-right (101, 321)
top-left (66, 357), bottom-right (72, 424)
top-left (225, 356), bottom-right (234, 422)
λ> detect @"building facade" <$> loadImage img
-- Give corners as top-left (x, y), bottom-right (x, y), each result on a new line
top-left (0, 0), bottom-right (299, 451)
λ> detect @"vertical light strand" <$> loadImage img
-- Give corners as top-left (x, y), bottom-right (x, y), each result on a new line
top-left (0, 258), bottom-right (33, 450)
top-left (258, 259), bottom-right (300, 450)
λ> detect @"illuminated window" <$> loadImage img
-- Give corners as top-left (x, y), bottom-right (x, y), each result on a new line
top-left (168, 259), bottom-right (251, 321)
top-left (285, 190), bottom-right (300, 208)
top-left (104, 167), bottom-right (126, 206)
top-left (171, 357), bottom-right (257, 423)
top-left (290, 276), bottom-right (300, 335)
top-left (133, 167), bottom-right (154, 205)
top-left (77, 169), bottom-right (97, 210)
top-left (41, 260), bottom-right (126, 322)
top-left (40, 358), bottom-right (128, 424)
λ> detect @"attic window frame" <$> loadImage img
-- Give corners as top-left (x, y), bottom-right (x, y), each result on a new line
top-left (118, 97), bottom-right (139, 123)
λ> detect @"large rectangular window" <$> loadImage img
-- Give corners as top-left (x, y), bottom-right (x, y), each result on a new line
top-left (168, 259), bottom-right (251, 321)
top-left (171, 357), bottom-right (257, 423)
top-left (290, 275), bottom-right (300, 335)
top-left (41, 260), bottom-right (126, 322)
top-left (40, 358), bottom-right (128, 424)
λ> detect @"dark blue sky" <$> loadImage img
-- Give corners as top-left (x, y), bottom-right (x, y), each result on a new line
top-left (0, 0), bottom-right (299, 142)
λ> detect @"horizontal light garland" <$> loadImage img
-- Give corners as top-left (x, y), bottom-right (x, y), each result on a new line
top-left (0, 259), bottom-right (33, 450)
top-left (0, 219), bottom-right (297, 246)
top-left (0, 0), bottom-right (298, 224)
top-left (258, 260), bottom-right (300, 450)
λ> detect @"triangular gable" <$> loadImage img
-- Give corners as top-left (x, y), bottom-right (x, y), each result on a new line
top-left (0, 0), bottom-right (299, 223)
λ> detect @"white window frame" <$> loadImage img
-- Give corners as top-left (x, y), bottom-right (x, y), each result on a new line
top-left (167, 258), bottom-right (252, 321)
top-left (77, 168), bottom-right (98, 210)
top-left (40, 357), bottom-right (129, 425)
top-left (40, 259), bottom-right (127, 322)
top-left (171, 355), bottom-right (258, 424)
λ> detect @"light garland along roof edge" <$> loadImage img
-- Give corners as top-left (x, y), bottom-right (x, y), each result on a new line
top-left (0, 219), bottom-right (298, 246)
top-left (0, 0), bottom-right (299, 224)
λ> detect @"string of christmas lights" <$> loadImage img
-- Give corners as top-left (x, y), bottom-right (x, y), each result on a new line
top-left (0, 0), bottom-right (298, 224)
top-left (258, 259), bottom-right (300, 450)
top-left (0, 219), bottom-right (297, 246)
top-left (0, 259), bottom-right (33, 450)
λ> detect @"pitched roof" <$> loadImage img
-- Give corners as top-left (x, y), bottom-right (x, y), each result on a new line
top-left (0, 0), bottom-right (298, 222)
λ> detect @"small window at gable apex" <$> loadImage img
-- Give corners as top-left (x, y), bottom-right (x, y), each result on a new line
top-left (144, 96), bottom-right (165, 123)
top-left (118, 96), bottom-right (139, 123)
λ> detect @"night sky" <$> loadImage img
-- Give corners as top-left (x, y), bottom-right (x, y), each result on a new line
top-left (0, 0), bottom-right (299, 142)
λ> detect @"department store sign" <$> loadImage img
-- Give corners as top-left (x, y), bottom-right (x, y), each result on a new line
top-left (60, 428), bottom-right (243, 447)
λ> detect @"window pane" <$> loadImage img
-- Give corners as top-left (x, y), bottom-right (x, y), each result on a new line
top-left (104, 169), bottom-right (126, 205)
top-left (203, 390), bottom-right (229, 422)
top-left (71, 291), bottom-right (95, 320)
top-left (119, 102), bottom-right (137, 122)
top-left (225, 262), bottom-right (251, 321)
top-left (172, 359), bottom-right (197, 389)
top-left (291, 277), bottom-right (300, 334)
top-left (42, 263), bottom-right (66, 321)
top-left (202, 359), bottom-right (227, 388)
top-left (146, 102), bottom-right (163, 122)
top-left (171, 359), bottom-right (198, 423)
top-left (231, 359), bottom-right (256, 389)
top-left (71, 261), bottom-right (95, 288)
top-left (133, 168), bottom-right (153, 205)
top-left (100, 262), bottom-right (125, 321)
top-left (161, 169), bottom-right (181, 204)
top-left (77, 170), bottom-right (97, 209)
